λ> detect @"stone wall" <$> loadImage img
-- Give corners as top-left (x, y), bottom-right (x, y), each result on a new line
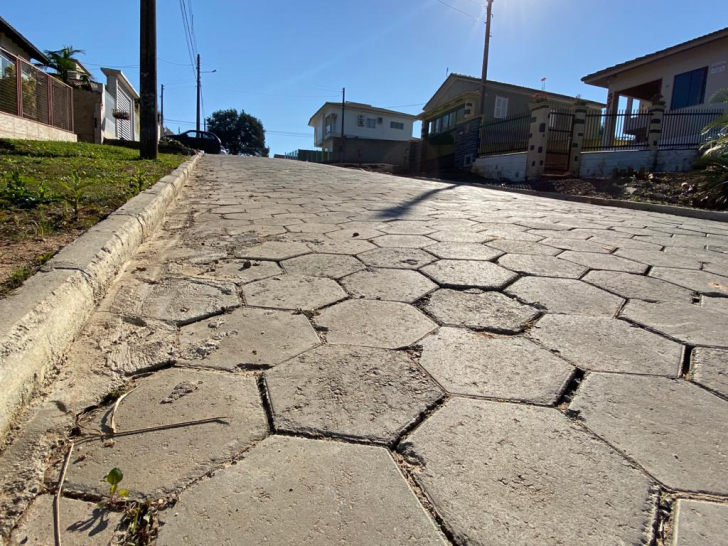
top-left (0, 112), bottom-right (77, 142)
top-left (472, 152), bottom-right (528, 182)
top-left (580, 149), bottom-right (699, 177)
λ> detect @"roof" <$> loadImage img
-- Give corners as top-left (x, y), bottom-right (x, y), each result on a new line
top-left (101, 67), bottom-right (140, 99)
top-left (582, 27), bottom-right (728, 87)
top-left (308, 101), bottom-right (417, 126)
top-left (0, 16), bottom-right (49, 64)
top-left (424, 73), bottom-right (605, 112)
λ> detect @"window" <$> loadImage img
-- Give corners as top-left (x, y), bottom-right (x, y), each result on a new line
top-left (390, 121), bottom-right (405, 130)
top-left (442, 113), bottom-right (451, 131)
top-left (672, 67), bottom-right (708, 109)
top-left (325, 114), bottom-right (337, 135)
top-left (494, 96), bottom-right (509, 118)
top-left (366, 118), bottom-right (376, 128)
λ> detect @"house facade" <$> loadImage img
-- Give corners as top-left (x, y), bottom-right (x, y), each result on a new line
top-left (419, 74), bottom-right (603, 172)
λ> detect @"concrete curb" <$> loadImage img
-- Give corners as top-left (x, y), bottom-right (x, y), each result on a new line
top-left (474, 185), bottom-right (728, 223)
top-left (0, 154), bottom-right (200, 440)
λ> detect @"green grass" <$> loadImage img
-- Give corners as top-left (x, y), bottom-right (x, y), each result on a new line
top-left (0, 139), bottom-right (186, 241)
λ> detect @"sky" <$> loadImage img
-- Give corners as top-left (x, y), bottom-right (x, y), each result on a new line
top-left (4, 1), bottom-right (728, 155)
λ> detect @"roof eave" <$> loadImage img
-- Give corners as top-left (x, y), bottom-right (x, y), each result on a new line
top-left (0, 16), bottom-right (49, 64)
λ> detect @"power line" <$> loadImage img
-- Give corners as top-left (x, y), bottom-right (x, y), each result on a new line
top-left (159, 57), bottom-right (193, 67)
top-left (204, 85), bottom-right (339, 99)
top-left (436, 0), bottom-right (482, 21)
top-left (381, 102), bottom-right (426, 109)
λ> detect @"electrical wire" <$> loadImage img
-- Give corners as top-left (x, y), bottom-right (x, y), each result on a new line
top-left (203, 85), bottom-right (339, 99)
top-left (436, 0), bottom-right (483, 22)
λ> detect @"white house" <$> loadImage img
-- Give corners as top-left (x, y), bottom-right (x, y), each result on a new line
top-left (308, 102), bottom-right (415, 152)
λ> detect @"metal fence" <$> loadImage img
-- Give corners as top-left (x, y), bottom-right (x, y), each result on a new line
top-left (284, 149), bottom-right (332, 163)
top-left (479, 112), bottom-right (531, 156)
top-left (583, 109), bottom-right (651, 151)
top-left (0, 47), bottom-right (74, 133)
top-left (660, 109), bottom-right (722, 149)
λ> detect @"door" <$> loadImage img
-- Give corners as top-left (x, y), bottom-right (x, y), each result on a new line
top-left (545, 110), bottom-right (574, 174)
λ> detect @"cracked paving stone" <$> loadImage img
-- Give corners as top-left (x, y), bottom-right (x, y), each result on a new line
top-left (582, 270), bottom-right (694, 303)
top-left (56, 368), bottom-right (267, 498)
top-left (305, 239), bottom-right (377, 255)
top-left (315, 300), bottom-right (436, 349)
top-left (373, 234), bottom-right (436, 248)
top-left (424, 289), bottom-right (539, 333)
top-left (281, 253), bottom-right (365, 279)
top-left (558, 251), bottom-right (648, 274)
top-left (620, 301), bottom-right (728, 347)
top-left (497, 253), bottom-right (587, 278)
top-left (650, 267), bottom-right (728, 297)
top-left (156, 436), bottom-right (445, 546)
top-left (571, 374), bottom-right (728, 495)
top-left (486, 239), bottom-right (561, 256)
top-left (399, 398), bottom-right (657, 546)
top-left (425, 242), bottom-right (504, 261)
top-left (421, 260), bottom-right (517, 290)
top-left (613, 248), bottom-right (703, 269)
top-left (531, 315), bottom-right (682, 375)
top-left (178, 307), bottom-right (319, 370)
top-left (243, 274), bottom-right (347, 310)
top-left (357, 247), bottom-right (436, 269)
top-left (234, 241), bottom-right (311, 260)
top-left (691, 348), bottom-right (728, 398)
top-left (265, 345), bottom-right (444, 443)
top-left (671, 499), bottom-right (728, 546)
top-left (340, 268), bottom-right (436, 302)
top-left (170, 259), bottom-right (283, 284)
top-left (9, 495), bottom-right (122, 546)
top-left (419, 328), bottom-right (573, 404)
top-left (506, 277), bottom-right (624, 316)
top-left (111, 277), bottom-right (239, 325)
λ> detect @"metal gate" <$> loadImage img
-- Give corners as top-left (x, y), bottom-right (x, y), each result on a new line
top-left (545, 110), bottom-right (574, 173)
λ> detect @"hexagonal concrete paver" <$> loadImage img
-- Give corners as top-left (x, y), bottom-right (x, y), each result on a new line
top-left (671, 500), bottom-right (728, 546)
top-left (497, 254), bottom-right (587, 278)
top-left (506, 277), bottom-right (624, 316)
top-left (111, 277), bottom-right (239, 325)
top-left (621, 301), bottom-right (728, 347)
top-left (421, 260), bottom-right (517, 290)
top-left (428, 230), bottom-right (494, 243)
top-left (650, 268), bottom-right (728, 297)
top-left (379, 221), bottom-right (436, 235)
top-left (399, 398), bottom-right (656, 545)
top-left (487, 239), bottom-right (561, 256)
top-left (357, 247), bottom-right (436, 269)
top-left (306, 239), bottom-right (377, 255)
top-left (171, 259), bottom-right (283, 285)
top-left (424, 289), bottom-right (539, 333)
top-left (531, 315), bottom-right (683, 375)
top-left (691, 348), bottom-right (728, 398)
top-left (59, 368), bottom-right (268, 498)
top-left (582, 270), bottom-right (694, 303)
top-left (571, 374), bottom-right (728, 495)
top-left (285, 222), bottom-right (341, 234)
top-left (613, 248), bottom-right (702, 270)
top-left (265, 345), bottom-right (444, 444)
top-left (315, 300), bottom-right (436, 349)
top-left (539, 237), bottom-right (616, 253)
top-left (243, 274), bottom-right (347, 311)
top-left (234, 241), bottom-right (311, 260)
top-left (373, 234), bottom-right (435, 248)
top-left (559, 251), bottom-right (649, 274)
top-left (156, 436), bottom-right (445, 546)
top-left (327, 227), bottom-right (384, 241)
top-left (419, 328), bottom-right (573, 404)
top-left (178, 307), bottom-right (319, 370)
top-left (340, 268), bottom-right (436, 302)
top-left (281, 253), bottom-right (364, 279)
top-left (425, 242), bottom-right (504, 261)
top-left (703, 296), bottom-right (728, 315)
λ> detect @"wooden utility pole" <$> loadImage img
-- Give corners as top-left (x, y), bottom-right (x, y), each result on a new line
top-left (196, 54), bottom-right (201, 131)
top-left (478, 0), bottom-right (494, 120)
top-left (140, 0), bottom-right (158, 159)
top-left (340, 87), bottom-right (346, 162)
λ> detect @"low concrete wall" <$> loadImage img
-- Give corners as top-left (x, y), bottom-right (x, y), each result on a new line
top-left (0, 111), bottom-right (77, 142)
top-left (0, 154), bottom-right (199, 441)
top-left (472, 152), bottom-right (528, 182)
top-left (580, 149), bottom-right (699, 177)
top-left (329, 137), bottom-right (412, 171)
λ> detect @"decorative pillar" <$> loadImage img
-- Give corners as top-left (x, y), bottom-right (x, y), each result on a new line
top-left (647, 100), bottom-right (666, 152)
top-left (526, 102), bottom-right (550, 181)
top-left (601, 91), bottom-right (620, 148)
top-left (569, 102), bottom-right (588, 177)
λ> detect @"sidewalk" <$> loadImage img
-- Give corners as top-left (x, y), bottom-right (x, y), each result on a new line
top-left (3, 155), bottom-right (728, 545)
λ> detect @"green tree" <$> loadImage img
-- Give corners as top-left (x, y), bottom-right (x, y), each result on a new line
top-left (206, 109), bottom-right (269, 156)
top-left (697, 89), bottom-right (728, 207)
top-left (40, 46), bottom-right (86, 85)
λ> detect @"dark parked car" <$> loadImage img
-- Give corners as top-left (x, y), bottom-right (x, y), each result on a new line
top-left (168, 130), bottom-right (223, 154)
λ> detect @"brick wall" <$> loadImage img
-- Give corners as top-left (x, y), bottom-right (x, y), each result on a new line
top-left (0, 111), bottom-right (77, 142)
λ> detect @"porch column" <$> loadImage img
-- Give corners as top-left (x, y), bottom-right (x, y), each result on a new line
top-left (526, 102), bottom-right (550, 181)
top-left (569, 103), bottom-right (588, 177)
top-left (601, 91), bottom-right (619, 148)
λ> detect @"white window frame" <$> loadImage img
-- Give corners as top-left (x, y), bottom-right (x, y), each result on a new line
top-left (494, 96), bottom-right (509, 119)
top-left (366, 118), bottom-right (376, 129)
top-left (390, 121), bottom-right (404, 130)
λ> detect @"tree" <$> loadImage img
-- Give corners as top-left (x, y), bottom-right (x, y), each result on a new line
top-left (206, 109), bottom-right (269, 156)
top-left (40, 46), bottom-right (86, 85)
top-left (697, 89), bottom-right (728, 208)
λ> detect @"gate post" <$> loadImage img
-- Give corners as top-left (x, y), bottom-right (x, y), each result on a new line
top-left (569, 101), bottom-right (588, 177)
top-left (526, 102), bottom-right (550, 181)
top-left (647, 99), bottom-right (666, 152)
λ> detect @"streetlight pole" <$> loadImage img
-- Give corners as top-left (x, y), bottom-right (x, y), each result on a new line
top-left (340, 87), bottom-right (346, 162)
top-left (478, 0), bottom-right (494, 121)
top-left (140, 0), bottom-right (158, 159)
top-left (196, 54), bottom-right (201, 131)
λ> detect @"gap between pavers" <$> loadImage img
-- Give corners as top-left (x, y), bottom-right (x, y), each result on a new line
top-left (0, 154), bottom-right (200, 442)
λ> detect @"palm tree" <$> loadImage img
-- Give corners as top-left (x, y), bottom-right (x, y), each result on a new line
top-left (40, 46), bottom-right (86, 84)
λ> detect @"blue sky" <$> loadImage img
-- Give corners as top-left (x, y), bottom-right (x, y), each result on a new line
top-left (4, 1), bottom-right (727, 154)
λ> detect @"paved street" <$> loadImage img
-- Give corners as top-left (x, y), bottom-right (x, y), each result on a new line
top-left (11, 156), bottom-right (728, 545)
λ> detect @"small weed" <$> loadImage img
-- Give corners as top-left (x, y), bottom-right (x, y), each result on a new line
top-left (0, 267), bottom-right (32, 296)
top-left (56, 170), bottom-right (96, 218)
top-left (0, 172), bottom-right (55, 209)
top-left (128, 169), bottom-right (149, 196)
